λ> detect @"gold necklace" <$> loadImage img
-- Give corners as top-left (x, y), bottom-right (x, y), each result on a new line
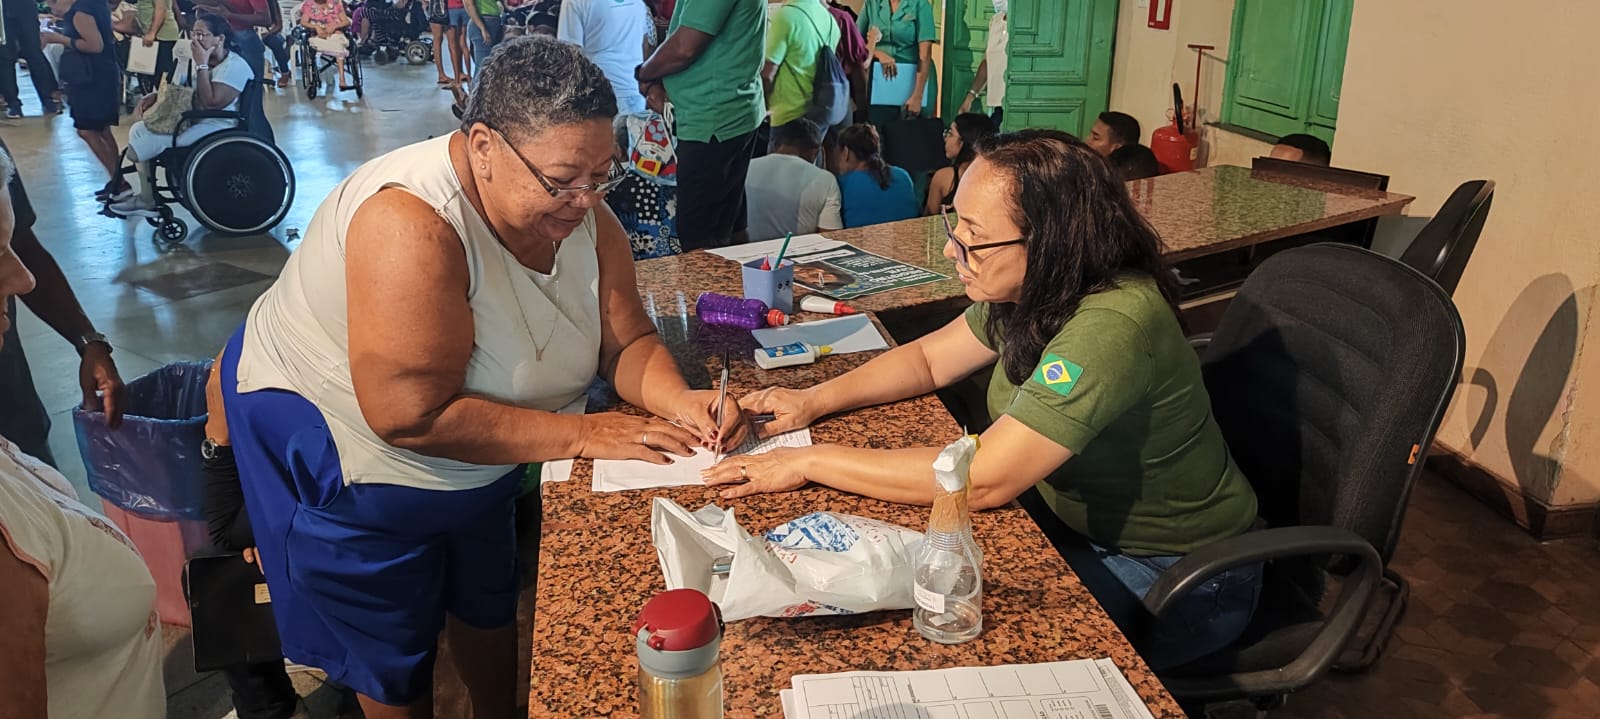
top-left (498, 240), bottom-right (564, 362)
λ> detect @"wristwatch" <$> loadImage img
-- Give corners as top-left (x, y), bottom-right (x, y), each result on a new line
top-left (201, 437), bottom-right (220, 461)
top-left (76, 331), bottom-right (111, 357)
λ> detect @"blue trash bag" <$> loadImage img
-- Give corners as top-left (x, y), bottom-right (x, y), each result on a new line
top-left (73, 360), bottom-right (212, 521)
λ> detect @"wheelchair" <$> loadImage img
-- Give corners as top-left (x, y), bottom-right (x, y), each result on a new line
top-left (127, 80), bottom-right (296, 245)
top-left (357, 0), bottom-right (433, 65)
top-left (292, 25), bottom-right (364, 99)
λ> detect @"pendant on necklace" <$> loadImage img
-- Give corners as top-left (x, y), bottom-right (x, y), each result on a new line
top-left (536, 347), bottom-right (545, 361)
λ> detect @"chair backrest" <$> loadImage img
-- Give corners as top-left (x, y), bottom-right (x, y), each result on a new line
top-left (1250, 156), bottom-right (1390, 192)
top-left (1398, 179), bottom-right (1495, 295)
top-left (237, 79), bottom-right (265, 135)
top-left (1201, 243), bottom-right (1464, 562)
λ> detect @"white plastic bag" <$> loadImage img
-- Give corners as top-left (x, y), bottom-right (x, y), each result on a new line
top-left (651, 498), bottom-right (924, 621)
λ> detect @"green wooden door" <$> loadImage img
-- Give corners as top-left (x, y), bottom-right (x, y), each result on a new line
top-left (1306, 0), bottom-right (1351, 143)
top-left (1002, 0), bottom-right (1119, 136)
top-left (1224, 0), bottom-right (1320, 137)
top-left (940, 0), bottom-right (994, 120)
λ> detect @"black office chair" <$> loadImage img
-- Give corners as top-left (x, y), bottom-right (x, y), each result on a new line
top-left (1398, 180), bottom-right (1495, 295)
top-left (1147, 243), bottom-right (1464, 710)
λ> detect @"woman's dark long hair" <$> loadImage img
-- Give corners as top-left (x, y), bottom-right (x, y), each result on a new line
top-left (974, 129), bottom-right (1175, 385)
top-left (837, 123), bottom-right (892, 189)
top-left (950, 112), bottom-right (997, 167)
top-left (193, 12), bottom-right (240, 54)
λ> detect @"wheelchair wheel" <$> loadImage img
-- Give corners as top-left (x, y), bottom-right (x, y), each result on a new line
top-left (180, 133), bottom-right (296, 237)
top-left (404, 40), bottom-right (431, 65)
top-left (300, 44), bottom-right (320, 100)
top-left (348, 46), bottom-right (364, 98)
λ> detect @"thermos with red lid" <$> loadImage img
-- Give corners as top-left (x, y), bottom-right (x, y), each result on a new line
top-left (634, 588), bottom-right (724, 718)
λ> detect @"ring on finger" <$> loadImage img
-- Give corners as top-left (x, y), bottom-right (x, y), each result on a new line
top-left (641, 432), bottom-right (648, 446)
top-left (740, 465), bottom-right (748, 479)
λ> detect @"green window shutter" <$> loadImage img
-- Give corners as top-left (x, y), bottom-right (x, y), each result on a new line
top-left (1003, 0), bottom-right (1117, 137)
top-left (1223, 0), bottom-right (1322, 138)
top-left (941, 0), bottom-right (994, 120)
top-left (1307, 0), bottom-right (1352, 141)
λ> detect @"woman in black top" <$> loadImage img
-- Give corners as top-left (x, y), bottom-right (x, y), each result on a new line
top-left (924, 112), bottom-right (995, 216)
top-left (43, 0), bottom-right (128, 201)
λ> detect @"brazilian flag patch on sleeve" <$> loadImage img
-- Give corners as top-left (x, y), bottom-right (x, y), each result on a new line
top-left (1031, 354), bottom-right (1083, 397)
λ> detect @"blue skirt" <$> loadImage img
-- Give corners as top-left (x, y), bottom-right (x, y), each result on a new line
top-left (220, 324), bottom-right (523, 705)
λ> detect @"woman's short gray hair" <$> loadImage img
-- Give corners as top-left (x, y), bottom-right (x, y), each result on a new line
top-left (461, 36), bottom-right (618, 143)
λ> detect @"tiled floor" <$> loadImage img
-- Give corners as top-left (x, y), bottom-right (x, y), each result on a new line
top-left (9, 58), bottom-right (1600, 719)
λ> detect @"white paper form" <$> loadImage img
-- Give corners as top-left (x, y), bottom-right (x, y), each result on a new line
top-left (592, 429), bottom-right (812, 492)
top-left (751, 314), bottom-right (890, 356)
top-left (786, 658), bottom-right (1156, 719)
top-left (705, 234), bottom-right (844, 265)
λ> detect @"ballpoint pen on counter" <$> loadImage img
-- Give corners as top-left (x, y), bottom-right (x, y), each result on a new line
top-left (713, 349), bottom-right (730, 462)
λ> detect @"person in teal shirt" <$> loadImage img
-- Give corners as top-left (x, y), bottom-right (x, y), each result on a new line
top-left (708, 129), bottom-right (1263, 672)
top-left (833, 123), bottom-right (917, 227)
top-left (637, 0), bottom-right (765, 250)
top-left (858, 0), bottom-right (935, 119)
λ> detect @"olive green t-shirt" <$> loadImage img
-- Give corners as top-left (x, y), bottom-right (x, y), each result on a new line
top-left (966, 275), bottom-right (1258, 556)
top-left (765, 0), bottom-right (840, 127)
top-left (662, 0), bottom-right (767, 143)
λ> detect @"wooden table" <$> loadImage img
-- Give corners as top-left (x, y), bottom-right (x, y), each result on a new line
top-left (528, 164), bottom-right (1412, 717)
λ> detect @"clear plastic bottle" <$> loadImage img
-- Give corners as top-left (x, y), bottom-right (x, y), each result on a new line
top-left (696, 292), bottom-right (789, 329)
top-left (634, 588), bottom-right (725, 719)
top-left (912, 436), bottom-right (984, 644)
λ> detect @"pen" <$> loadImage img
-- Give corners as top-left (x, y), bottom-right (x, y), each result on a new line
top-left (713, 350), bottom-right (730, 462)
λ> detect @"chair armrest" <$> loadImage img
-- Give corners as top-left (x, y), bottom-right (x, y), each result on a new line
top-left (1187, 333), bottom-right (1214, 352)
top-left (182, 110), bottom-right (243, 120)
top-left (1147, 526), bottom-right (1384, 701)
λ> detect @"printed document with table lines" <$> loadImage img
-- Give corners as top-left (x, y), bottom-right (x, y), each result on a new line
top-left (785, 658), bottom-right (1155, 719)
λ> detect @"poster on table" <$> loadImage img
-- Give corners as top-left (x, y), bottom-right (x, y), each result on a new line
top-left (788, 244), bottom-right (949, 301)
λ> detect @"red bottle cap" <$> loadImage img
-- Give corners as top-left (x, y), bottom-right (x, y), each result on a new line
top-left (765, 309), bottom-right (789, 327)
top-left (632, 589), bottom-right (721, 652)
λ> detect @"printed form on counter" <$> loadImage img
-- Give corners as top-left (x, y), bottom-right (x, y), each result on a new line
top-left (592, 429), bottom-right (813, 492)
top-left (782, 658), bottom-right (1156, 719)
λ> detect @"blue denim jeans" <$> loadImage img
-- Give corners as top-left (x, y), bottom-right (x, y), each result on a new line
top-left (1084, 543), bottom-right (1262, 671)
top-left (1021, 490), bottom-right (1262, 671)
top-left (466, 15), bottom-right (502, 69)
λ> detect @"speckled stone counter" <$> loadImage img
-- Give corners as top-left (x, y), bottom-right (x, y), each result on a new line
top-left (1129, 165), bottom-right (1414, 262)
top-left (531, 255), bottom-right (1187, 717)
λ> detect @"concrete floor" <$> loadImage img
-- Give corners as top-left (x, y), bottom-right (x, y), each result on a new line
top-left (4, 57), bottom-right (467, 718)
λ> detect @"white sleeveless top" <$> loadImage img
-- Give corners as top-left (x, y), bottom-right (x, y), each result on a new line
top-left (0, 440), bottom-right (165, 719)
top-left (236, 134), bottom-right (603, 491)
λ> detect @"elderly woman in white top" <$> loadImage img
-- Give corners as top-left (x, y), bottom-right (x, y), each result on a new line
top-left (217, 36), bottom-right (743, 719)
top-left (0, 138), bottom-right (166, 719)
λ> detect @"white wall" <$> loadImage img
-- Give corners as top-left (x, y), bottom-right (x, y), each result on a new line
top-left (1334, 1), bottom-right (1600, 508)
top-left (1108, 0), bottom-right (1236, 150)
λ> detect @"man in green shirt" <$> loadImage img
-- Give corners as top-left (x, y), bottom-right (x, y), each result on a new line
top-left (763, 0), bottom-right (840, 129)
top-left (636, 0), bottom-right (766, 250)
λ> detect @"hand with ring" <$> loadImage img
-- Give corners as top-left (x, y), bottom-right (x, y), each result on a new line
top-left (701, 447), bottom-right (810, 499)
top-left (575, 412), bottom-right (697, 465)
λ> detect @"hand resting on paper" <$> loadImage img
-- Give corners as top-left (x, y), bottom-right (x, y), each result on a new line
top-left (701, 446), bottom-right (810, 499)
top-left (737, 386), bottom-right (826, 438)
top-left (577, 412), bottom-right (698, 465)
top-left (668, 388), bottom-right (750, 452)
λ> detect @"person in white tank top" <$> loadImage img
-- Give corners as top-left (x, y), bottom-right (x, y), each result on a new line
top-left (0, 160), bottom-right (165, 719)
top-left (220, 37), bottom-right (748, 719)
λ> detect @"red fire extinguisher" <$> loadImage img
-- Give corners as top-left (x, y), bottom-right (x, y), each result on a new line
top-left (1152, 83), bottom-right (1197, 174)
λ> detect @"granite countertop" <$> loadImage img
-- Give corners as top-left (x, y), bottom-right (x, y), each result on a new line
top-left (531, 258), bottom-right (1187, 716)
top-left (1130, 165), bottom-right (1415, 262)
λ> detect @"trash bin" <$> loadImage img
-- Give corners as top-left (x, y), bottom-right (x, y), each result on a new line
top-left (74, 360), bottom-right (213, 627)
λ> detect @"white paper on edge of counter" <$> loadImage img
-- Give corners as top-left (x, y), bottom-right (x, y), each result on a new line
top-left (538, 394), bottom-right (589, 484)
top-left (592, 428), bottom-right (812, 492)
top-left (751, 314), bottom-right (889, 356)
top-left (705, 233), bottom-right (843, 265)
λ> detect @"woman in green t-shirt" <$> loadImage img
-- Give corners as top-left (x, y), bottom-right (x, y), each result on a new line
top-left (707, 129), bottom-right (1262, 670)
